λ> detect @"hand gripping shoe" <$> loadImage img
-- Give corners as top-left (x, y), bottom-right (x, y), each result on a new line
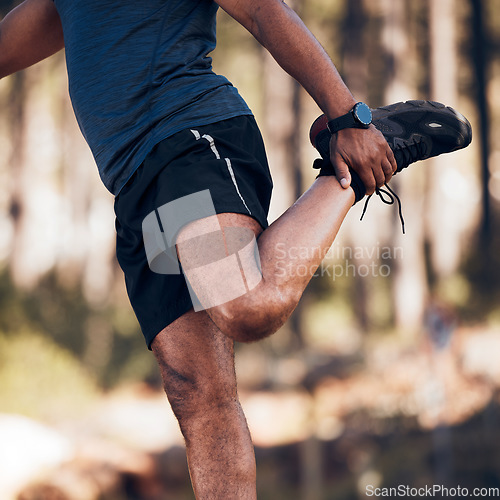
top-left (309, 100), bottom-right (473, 231)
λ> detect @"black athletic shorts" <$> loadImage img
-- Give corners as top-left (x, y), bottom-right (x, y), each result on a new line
top-left (114, 115), bottom-right (273, 348)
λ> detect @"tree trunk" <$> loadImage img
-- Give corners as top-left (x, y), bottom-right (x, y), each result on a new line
top-left (470, 0), bottom-right (492, 251)
top-left (427, 0), bottom-right (463, 279)
top-left (7, 70), bottom-right (34, 289)
top-left (381, 0), bottom-right (427, 337)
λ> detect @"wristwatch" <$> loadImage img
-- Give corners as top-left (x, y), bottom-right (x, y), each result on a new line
top-left (327, 102), bottom-right (372, 134)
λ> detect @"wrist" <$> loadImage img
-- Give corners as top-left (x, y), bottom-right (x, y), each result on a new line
top-left (327, 102), bottom-right (372, 134)
top-left (324, 97), bottom-right (357, 121)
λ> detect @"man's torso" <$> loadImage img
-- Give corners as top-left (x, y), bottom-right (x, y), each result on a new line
top-left (53, 0), bottom-right (251, 194)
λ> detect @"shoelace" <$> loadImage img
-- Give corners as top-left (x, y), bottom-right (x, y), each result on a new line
top-left (360, 183), bottom-right (406, 234)
top-left (313, 136), bottom-right (412, 233)
top-left (394, 137), bottom-right (427, 171)
top-left (357, 137), bottom-right (427, 233)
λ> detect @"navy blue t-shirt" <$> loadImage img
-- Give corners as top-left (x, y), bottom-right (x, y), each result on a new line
top-left (53, 0), bottom-right (252, 194)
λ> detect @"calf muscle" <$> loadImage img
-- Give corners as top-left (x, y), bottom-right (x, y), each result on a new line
top-left (152, 310), bottom-right (257, 499)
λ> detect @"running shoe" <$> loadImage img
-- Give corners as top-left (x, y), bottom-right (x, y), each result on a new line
top-left (309, 100), bottom-right (472, 232)
top-left (309, 99), bottom-right (472, 174)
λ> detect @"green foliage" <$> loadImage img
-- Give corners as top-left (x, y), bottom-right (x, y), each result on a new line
top-left (0, 270), bottom-right (159, 391)
top-left (0, 271), bottom-right (91, 354)
top-left (0, 329), bottom-right (98, 420)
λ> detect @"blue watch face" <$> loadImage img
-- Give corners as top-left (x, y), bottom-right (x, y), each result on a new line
top-left (354, 102), bottom-right (372, 125)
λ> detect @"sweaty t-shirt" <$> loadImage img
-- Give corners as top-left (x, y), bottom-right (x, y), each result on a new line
top-left (53, 0), bottom-right (252, 194)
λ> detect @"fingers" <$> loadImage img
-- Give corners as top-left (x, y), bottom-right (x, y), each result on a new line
top-left (382, 158), bottom-right (395, 181)
top-left (359, 169), bottom-right (377, 195)
top-left (354, 130), bottom-right (396, 193)
top-left (373, 164), bottom-right (386, 188)
top-left (331, 152), bottom-right (352, 189)
top-left (329, 127), bottom-right (397, 195)
top-left (381, 145), bottom-right (397, 185)
top-left (329, 134), bottom-right (352, 189)
top-left (370, 130), bottom-right (396, 186)
top-left (351, 132), bottom-right (387, 195)
top-left (387, 146), bottom-right (397, 174)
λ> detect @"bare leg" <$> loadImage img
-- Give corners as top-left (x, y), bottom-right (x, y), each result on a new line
top-left (151, 176), bottom-right (354, 499)
top-left (152, 310), bottom-right (257, 499)
top-left (177, 175), bottom-right (355, 342)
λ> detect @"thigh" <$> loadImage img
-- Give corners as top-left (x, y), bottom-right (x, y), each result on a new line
top-left (115, 116), bottom-right (272, 349)
top-left (176, 212), bottom-right (265, 313)
top-left (177, 212), bottom-right (263, 252)
top-left (151, 308), bottom-right (238, 416)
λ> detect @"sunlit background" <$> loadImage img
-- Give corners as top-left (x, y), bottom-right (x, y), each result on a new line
top-left (0, 0), bottom-right (499, 499)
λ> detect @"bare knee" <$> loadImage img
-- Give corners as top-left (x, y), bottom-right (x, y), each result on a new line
top-left (208, 284), bottom-right (301, 343)
top-left (159, 358), bottom-right (237, 432)
top-left (151, 314), bottom-right (239, 428)
top-left (176, 214), bottom-right (302, 342)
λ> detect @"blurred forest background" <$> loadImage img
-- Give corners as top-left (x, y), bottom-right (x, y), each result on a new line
top-left (1, 0), bottom-right (500, 499)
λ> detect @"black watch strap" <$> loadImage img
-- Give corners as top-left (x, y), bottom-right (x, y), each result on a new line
top-left (327, 113), bottom-right (357, 134)
top-left (327, 102), bottom-right (372, 134)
